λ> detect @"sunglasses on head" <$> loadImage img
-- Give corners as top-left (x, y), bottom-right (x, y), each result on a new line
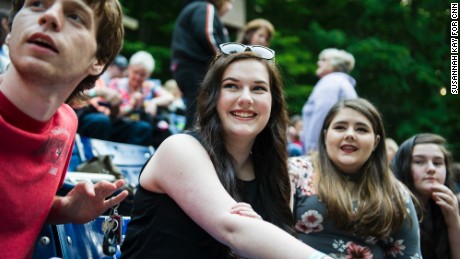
top-left (218, 42), bottom-right (275, 60)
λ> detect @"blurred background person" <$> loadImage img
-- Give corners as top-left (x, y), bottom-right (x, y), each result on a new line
top-left (109, 50), bottom-right (173, 146)
top-left (237, 18), bottom-right (275, 47)
top-left (0, 8), bottom-right (10, 74)
top-left (100, 54), bottom-right (128, 86)
top-left (386, 137), bottom-right (399, 164)
top-left (302, 48), bottom-right (357, 154)
top-left (287, 114), bottom-right (303, 157)
top-left (162, 78), bottom-right (186, 134)
top-left (170, 0), bottom-right (233, 129)
top-left (75, 79), bottom-right (123, 141)
top-left (76, 55), bottom-right (129, 141)
top-left (392, 133), bottom-right (460, 259)
top-left (163, 78), bottom-right (186, 116)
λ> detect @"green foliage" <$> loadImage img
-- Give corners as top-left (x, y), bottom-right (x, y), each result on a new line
top-left (119, 0), bottom-right (459, 159)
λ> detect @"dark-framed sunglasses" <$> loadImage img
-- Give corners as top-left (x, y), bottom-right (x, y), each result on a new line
top-left (219, 42), bottom-right (275, 60)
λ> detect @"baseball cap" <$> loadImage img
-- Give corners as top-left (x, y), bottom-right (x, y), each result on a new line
top-left (113, 55), bottom-right (128, 69)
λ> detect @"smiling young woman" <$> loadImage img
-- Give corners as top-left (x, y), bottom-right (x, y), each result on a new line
top-left (289, 98), bottom-right (421, 258)
top-left (120, 45), bottom-right (331, 259)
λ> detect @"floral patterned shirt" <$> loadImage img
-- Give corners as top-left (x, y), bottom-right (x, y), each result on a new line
top-left (289, 156), bottom-right (422, 259)
top-left (108, 78), bottom-right (162, 112)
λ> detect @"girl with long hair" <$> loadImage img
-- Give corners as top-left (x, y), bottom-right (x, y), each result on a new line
top-left (121, 43), bottom-right (330, 259)
top-left (290, 98), bottom-right (421, 258)
top-left (392, 133), bottom-right (460, 259)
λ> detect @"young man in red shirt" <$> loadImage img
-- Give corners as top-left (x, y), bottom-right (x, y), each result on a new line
top-left (0, 1), bottom-right (128, 258)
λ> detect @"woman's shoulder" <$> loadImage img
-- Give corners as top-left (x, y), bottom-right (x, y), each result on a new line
top-left (144, 133), bottom-right (208, 175)
top-left (156, 133), bottom-right (207, 159)
top-left (160, 133), bottom-right (201, 149)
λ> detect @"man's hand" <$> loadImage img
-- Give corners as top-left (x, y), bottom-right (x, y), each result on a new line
top-left (48, 179), bottom-right (129, 224)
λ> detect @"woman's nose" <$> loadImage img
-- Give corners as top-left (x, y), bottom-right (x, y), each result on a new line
top-left (238, 87), bottom-right (253, 107)
top-left (344, 128), bottom-right (356, 140)
top-left (426, 161), bottom-right (436, 173)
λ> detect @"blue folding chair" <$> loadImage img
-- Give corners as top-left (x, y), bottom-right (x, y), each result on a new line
top-left (33, 182), bottom-right (131, 259)
top-left (33, 224), bottom-right (59, 259)
top-left (34, 136), bottom-right (149, 258)
top-left (71, 135), bottom-right (154, 188)
top-left (33, 216), bottom-right (131, 259)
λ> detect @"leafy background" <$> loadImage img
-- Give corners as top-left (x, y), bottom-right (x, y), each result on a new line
top-left (120, 0), bottom-right (458, 159)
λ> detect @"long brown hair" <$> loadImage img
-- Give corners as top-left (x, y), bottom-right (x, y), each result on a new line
top-left (316, 98), bottom-right (412, 239)
top-left (195, 51), bottom-right (294, 235)
top-left (392, 133), bottom-right (455, 258)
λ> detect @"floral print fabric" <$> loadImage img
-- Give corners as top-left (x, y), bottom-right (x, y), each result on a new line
top-left (289, 156), bottom-right (422, 259)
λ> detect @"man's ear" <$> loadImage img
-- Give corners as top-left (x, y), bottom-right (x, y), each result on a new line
top-left (88, 59), bottom-right (105, 76)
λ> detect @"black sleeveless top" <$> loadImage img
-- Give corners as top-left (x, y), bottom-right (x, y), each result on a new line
top-left (120, 179), bottom-right (266, 258)
top-left (121, 134), bottom-right (268, 258)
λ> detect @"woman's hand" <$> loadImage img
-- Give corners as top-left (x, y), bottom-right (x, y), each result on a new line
top-left (130, 92), bottom-right (144, 108)
top-left (230, 202), bottom-right (262, 220)
top-left (432, 183), bottom-right (460, 228)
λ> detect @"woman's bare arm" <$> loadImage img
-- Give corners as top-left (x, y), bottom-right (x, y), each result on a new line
top-left (140, 134), bottom-right (329, 259)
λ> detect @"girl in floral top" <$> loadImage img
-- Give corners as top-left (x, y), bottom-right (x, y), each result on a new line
top-left (289, 98), bottom-right (422, 258)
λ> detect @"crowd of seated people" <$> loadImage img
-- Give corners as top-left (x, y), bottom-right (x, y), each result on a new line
top-left (75, 51), bottom-right (186, 148)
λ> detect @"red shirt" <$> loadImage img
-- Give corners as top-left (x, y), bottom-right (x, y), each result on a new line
top-left (0, 91), bottom-right (77, 259)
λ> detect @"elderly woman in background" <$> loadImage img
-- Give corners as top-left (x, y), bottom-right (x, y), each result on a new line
top-left (108, 51), bottom-right (173, 146)
top-left (302, 48), bottom-right (357, 154)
